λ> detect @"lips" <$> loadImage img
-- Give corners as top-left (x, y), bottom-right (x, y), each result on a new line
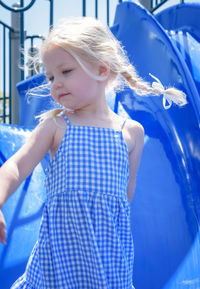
top-left (58, 93), bottom-right (69, 99)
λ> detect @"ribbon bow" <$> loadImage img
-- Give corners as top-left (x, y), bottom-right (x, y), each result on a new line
top-left (149, 73), bottom-right (187, 110)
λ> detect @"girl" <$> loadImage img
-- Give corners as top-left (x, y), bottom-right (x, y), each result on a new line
top-left (0, 17), bottom-right (186, 288)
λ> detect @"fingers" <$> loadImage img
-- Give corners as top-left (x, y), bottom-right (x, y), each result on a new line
top-left (0, 228), bottom-right (6, 245)
top-left (0, 211), bottom-right (7, 245)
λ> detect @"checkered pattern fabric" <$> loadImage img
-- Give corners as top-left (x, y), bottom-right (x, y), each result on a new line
top-left (11, 113), bottom-right (135, 289)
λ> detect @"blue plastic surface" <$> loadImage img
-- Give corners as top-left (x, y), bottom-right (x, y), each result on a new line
top-left (0, 1), bottom-right (200, 288)
top-left (16, 73), bottom-right (58, 127)
top-left (113, 3), bottom-right (200, 289)
top-left (155, 3), bottom-right (200, 96)
top-left (0, 125), bottom-right (49, 288)
top-left (111, 2), bottom-right (200, 288)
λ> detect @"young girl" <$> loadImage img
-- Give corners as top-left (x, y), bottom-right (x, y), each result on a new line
top-left (0, 17), bottom-right (186, 289)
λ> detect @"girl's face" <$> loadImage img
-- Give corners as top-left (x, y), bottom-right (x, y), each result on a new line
top-left (43, 47), bottom-right (103, 111)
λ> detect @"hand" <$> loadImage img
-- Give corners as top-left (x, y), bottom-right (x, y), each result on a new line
top-left (0, 209), bottom-right (6, 245)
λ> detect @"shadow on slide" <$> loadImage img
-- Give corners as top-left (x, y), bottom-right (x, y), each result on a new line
top-left (0, 1), bottom-right (200, 288)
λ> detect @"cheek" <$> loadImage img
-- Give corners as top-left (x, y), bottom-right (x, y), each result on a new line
top-left (77, 75), bottom-right (97, 94)
top-left (50, 86), bottom-right (56, 100)
top-left (70, 78), bottom-right (87, 96)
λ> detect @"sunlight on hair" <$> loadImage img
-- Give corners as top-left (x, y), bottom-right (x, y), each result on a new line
top-left (149, 73), bottom-right (187, 109)
top-left (26, 83), bottom-right (51, 104)
top-left (31, 16), bottom-right (188, 120)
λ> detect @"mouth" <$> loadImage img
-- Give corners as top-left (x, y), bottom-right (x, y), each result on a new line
top-left (58, 93), bottom-right (69, 99)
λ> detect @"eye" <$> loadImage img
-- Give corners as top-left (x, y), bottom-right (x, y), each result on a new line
top-left (63, 69), bottom-right (72, 74)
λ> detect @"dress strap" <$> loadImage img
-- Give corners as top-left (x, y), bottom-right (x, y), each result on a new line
top-left (61, 111), bottom-right (71, 127)
top-left (121, 118), bottom-right (127, 130)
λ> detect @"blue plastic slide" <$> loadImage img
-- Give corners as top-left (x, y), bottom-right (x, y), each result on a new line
top-left (0, 125), bottom-right (49, 288)
top-left (155, 3), bottom-right (200, 96)
top-left (111, 2), bottom-right (200, 288)
top-left (16, 73), bottom-right (58, 127)
top-left (0, 1), bottom-right (200, 288)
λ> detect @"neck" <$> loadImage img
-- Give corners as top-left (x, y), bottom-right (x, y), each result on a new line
top-left (73, 88), bottom-right (113, 119)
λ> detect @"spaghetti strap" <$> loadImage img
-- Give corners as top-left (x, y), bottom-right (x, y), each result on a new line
top-left (61, 112), bottom-right (71, 127)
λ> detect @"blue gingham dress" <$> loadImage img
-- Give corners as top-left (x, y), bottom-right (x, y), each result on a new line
top-left (11, 113), bottom-right (134, 289)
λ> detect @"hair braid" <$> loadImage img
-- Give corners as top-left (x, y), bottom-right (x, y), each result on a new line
top-left (121, 65), bottom-right (163, 96)
top-left (120, 64), bottom-right (187, 108)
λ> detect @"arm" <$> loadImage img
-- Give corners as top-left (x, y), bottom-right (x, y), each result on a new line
top-left (127, 121), bottom-right (144, 204)
top-left (0, 118), bottom-right (56, 244)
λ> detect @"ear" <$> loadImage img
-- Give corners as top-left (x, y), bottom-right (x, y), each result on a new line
top-left (98, 62), bottom-right (110, 80)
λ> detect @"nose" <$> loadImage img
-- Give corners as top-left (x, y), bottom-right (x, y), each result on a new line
top-left (52, 78), bottom-right (63, 90)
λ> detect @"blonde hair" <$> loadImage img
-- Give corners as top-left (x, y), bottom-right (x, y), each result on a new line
top-left (37, 16), bottom-right (187, 121)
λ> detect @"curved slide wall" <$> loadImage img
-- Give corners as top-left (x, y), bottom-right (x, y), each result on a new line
top-left (0, 1), bottom-right (200, 288)
top-left (111, 2), bottom-right (200, 288)
top-left (156, 3), bottom-right (200, 96)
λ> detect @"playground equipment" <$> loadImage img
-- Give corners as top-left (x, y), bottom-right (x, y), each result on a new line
top-left (0, 1), bottom-right (200, 288)
top-left (156, 3), bottom-right (200, 96)
top-left (112, 2), bottom-right (200, 288)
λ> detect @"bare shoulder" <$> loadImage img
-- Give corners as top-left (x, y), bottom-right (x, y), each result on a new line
top-left (23, 117), bottom-right (58, 157)
top-left (126, 119), bottom-right (144, 137)
top-left (124, 119), bottom-right (145, 153)
top-left (35, 114), bottom-right (67, 137)
top-left (6, 116), bottom-right (60, 181)
top-left (33, 116), bottom-right (58, 138)
top-left (53, 114), bottom-right (68, 129)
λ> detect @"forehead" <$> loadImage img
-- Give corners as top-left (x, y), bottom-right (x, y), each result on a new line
top-left (42, 47), bottom-right (77, 69)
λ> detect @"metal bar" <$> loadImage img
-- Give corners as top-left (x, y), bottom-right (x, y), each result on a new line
top-left (0, 26), bottom-right (2, 123)
top-left (151, 0), bottom-right (169, 13)
top-left (20, 0), bottom-right (25, 80)
top-left (83, 0), bottom-right (86, 16)
top-left (3, 27), bottom-right (6, 123)
top-left (11, 2), bottom-right (21, 124)
top-left (0, 0), bottom-right (36, 13)
top-left (150, 0), bottom-right (153, 10)
top-left (107, 0), bottom-right (110, 25)
top-left (95, 0), bottom-right (98, 18)
top-left (30, 38), bottom-right (34, 77)
top-left (49, 0), bottom-right (54, 28)
top-left (0, 20), bottom-right (14, 31)
top-left (0, 23), bottom-right (13, 124)
top-left (0, 0), bottom-right (47, 124)
top-left (9, 30), bottom-right (12, 123)
top-left (26, 35), bottom-right (45, 40)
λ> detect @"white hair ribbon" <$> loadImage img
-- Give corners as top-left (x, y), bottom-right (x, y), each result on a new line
top-left (149, 73), bottom-right (187, 110)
